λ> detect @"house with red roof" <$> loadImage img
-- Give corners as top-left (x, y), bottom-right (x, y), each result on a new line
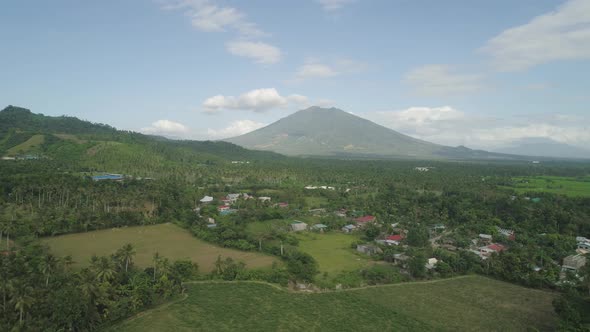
top-left (385, 234), bottom-right (404, 246)
top-left (355, 215), bottom-right (376, 225)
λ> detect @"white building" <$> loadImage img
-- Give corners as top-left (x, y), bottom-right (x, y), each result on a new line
top-left (200, 196), bottom-right (214, 204)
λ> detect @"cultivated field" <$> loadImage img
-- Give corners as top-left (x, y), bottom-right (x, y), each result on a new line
top-left (507, 175), bottom-right (590, 197)
top-left (296, 232), bottom-right (369, 274)
top-left (109, 275), bottom-right (558, 332)
top-left (42, 223), bottom-right (278, 271)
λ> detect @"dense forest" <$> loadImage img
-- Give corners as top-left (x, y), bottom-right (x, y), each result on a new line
top-left (1, 106), bottom-right (589, 330)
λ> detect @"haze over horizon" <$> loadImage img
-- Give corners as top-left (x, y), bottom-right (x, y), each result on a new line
top-left (1, 0), bottom-right (589, 151)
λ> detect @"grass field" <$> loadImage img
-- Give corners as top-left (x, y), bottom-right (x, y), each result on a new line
top-left (296, 233), bottom-right (369, 274)
top-left (42, 223), bottom-right (278, 271)
top-left (304, 196), bottom-right (329, 208)
top-left (7, 134), bottom-right (44, 155)
top-left (109, 275), bottom-right (558, 332)
top-left (506, 175), bottom-right (590, 197)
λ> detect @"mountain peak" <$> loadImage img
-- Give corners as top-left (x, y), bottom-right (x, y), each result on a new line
top-left (225, 107), bottom-right (509, 159)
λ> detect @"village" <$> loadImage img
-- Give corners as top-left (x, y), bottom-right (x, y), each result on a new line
top-left (193, 185), bottom-right (588, 282)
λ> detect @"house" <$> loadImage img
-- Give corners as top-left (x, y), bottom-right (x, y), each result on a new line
top-left (414, 167), bottom-right (430, 172)
top-left (487, 243), bottom-right (506, 253)
top-left (356, 244), bottom-right (382, 256)
top-left (206, 224), bottom-right (217, 229)
top-left (207, 217), bottom-right (216, 224)
top-left (531, 198), bottom-right (541, 203)
top-left (479, 234), bottom-right (492, 242)
top-left (305, 185), bottom-right (318, 190)
top-left (92, 174), bottom-right (124, 181)
top-left (496, 227), bottom-right (516, 240)
top-left (562, 254), bottom-right (586, 272)
top-left (576, 236), bottom-right (588, 243)
top-left (355, 215), bottom-right (376, 225)
top-left (335, 209), bottom-right (347, 217)
top-left (312, 224), bottom-right (328, 232)
top-left (431, 224), bottom-right (446, 231)
top-left (227, 193), bottom-right (241, 202)
top-left (309, 208), bottom-right (326, 215)
top-left (221, 199), bottom-right (232, 206)
top-left (200, 196), bottom-right (214, 204)
top-left (578, 242), bottom-right (590, 250)
top-left (278, 202), bottom-right (289, 208)
top-left (291, 221), bottom-right (308, 232)
top-left (342, 224), bottom-right (357, 233)
top-left (386, 234), bottom-right (404, 246)
top-left (425, 258), bottom-right (438, 269)
top-left (1, 156), bottom-right (15, 161)
top-left (258, 196), bottom-right (272, 202)
top-left (218, 206), bottom-right (230, 212)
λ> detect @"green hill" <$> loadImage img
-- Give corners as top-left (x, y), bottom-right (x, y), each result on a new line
top-left (225, 106), bottom-right (517, 160)
top-left (0, 105), bottom-right (284, 174)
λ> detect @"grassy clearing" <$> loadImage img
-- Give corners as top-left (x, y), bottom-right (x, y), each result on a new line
top-left (42, 223), bottom-right (278, 271)
top-left (7, 134), bottom-right (44, 155)
top-left (296, 232), bottom-right (369, 274)
top-left (506, 175), bottom-right (590, 197)
top-left (245, 219), bottom-right (291, 237)
top-left (109, 275), bottom-right (558, 332)
top-left (304, 196), bottom-right (329, 208)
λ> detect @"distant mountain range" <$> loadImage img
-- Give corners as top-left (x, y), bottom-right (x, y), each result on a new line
top-left (493, 137), bottom-right (590, 159)
top-left (225, 107), bottom-right (518, 160)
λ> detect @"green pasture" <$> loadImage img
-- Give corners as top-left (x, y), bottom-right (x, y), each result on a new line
top-left (296, 232), bottom-right (369, 274)
top-left (505, 175), bottom-right (590, 197)
top-left (109, 275), bottom-right (557, 332)
top-left (42, 223), bottom-right (278, 271)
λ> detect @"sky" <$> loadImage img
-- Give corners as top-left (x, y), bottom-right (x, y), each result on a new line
top-left (1, 0), bottom-right (589, 150)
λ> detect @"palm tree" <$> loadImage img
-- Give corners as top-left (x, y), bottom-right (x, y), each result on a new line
top-left (152, 252), bottom-right (161, 281)
top-left (92, 256), bottom-right (116, 283)
top-left (117, 243), bottom-right (136, 273)
top-left (40, 254), bottom-right (60, 287)
top-left (9, 281), bottom-right (34, 325)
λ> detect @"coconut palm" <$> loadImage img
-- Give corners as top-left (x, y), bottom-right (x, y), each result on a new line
top-left (9, 281), bottom-right (34, 325)
top-left (92, 256), bottom-right (116, 283)
top-left (152, 252), bottom-right (161, 281)
top-left (117, 243), bottom-right (136, 273)
top-left (40, 254), bottom-right (60, 287)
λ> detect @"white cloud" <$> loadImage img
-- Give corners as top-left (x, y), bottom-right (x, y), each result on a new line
top-left (294, 58), bottom-right (367, 80)
top-left (160, 0), bottom-right (280, 64)
top-left (207, 119), bottom-right (266, 139)
top-left (480, 0), bottom-right (590, 71)
top-left (203, 88), bottom-right (308, 113)
top-left (141, 119), bottom-right (190, 136)
top-left (160, 0), bottom-right (265, 37)
top-left (226, 40), bottom-right (281, 64)
top-left (296, 63), bottom-right (338, 79)
top-left (317, 0), bottom-right (354, 11)
top-left (404, 65), bottom-right (484, 96)
top-left (367, 106), bottom-right (590, 150)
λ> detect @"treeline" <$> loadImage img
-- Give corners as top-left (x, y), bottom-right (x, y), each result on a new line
top-left (0, 241), bottom-right (194, 331)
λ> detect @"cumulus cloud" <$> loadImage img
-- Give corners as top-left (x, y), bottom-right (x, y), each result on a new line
top-left (226, 40), bottom-right (281, 64)
top-left (404, 65), bottom-right (484, 96)
top-left (160, 0), bottom-right (265, 37)
top-left (480, 0), bottom-right (590, 71)
top-left (367, 106), bottom-right (590, 150)
top-left (207, 120), bottom-right (266, 139)
top-left (203, 88), bottom-right (309, 113)
top-left (160, 0), bottom-right (280, 64)
top-left (317, 0), bottom-right (354, 11)
top-left (294, 58), bottom-right (367, 80)
top-left (141, 119), bottom-right (190, 137)
top-left (296, 63), bottom-right (338, 79)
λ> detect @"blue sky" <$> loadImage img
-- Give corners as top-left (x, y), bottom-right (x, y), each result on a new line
top-left (1, 0), bottom-right (589, 149)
